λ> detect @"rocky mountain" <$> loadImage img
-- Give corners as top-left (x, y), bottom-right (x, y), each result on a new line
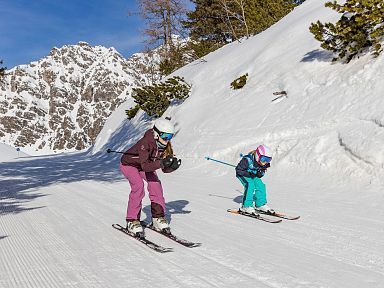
top-left (0, 42), bottom-right (162, 154)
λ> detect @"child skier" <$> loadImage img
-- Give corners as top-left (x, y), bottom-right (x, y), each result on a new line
top-left (120, 118), bottom-right (181, 235)
top-left (235, 144), bottom-right (275, 215)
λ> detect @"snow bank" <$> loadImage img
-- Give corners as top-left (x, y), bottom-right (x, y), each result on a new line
top-left (94, 0), bottom-right (384, 184)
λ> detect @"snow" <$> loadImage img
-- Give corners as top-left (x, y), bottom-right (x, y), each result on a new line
top-left (1, 1), bottom-right (384, 287)
top-left (0, 143), bottom-right (28, 162)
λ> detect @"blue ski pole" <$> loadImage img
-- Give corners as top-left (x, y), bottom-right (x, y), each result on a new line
top-left (205, 156), bottom-right (236, 168)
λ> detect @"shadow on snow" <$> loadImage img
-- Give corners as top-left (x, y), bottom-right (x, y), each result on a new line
top-left (0, 116), bottom-right (148, 216)
top-left (142, 200), bottom-right (191, 224)
top-left (301, 49), bottom-right (334, 62)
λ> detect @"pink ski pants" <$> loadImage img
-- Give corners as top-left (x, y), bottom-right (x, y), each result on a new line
top-left (120, 164), bottom-right (165, 220)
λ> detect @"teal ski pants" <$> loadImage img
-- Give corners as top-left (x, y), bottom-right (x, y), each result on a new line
top-left (237, 176), bottom-right (267, 208)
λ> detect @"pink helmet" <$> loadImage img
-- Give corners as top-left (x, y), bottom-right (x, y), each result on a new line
top-left (254, 145), bottom-right (272, 164)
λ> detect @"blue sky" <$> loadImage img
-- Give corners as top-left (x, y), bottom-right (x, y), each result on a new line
top-left (0, 0), bottom-right (146, 69)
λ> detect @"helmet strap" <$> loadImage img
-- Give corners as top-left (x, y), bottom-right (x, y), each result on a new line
top-left (156, 139), bottom-right (167, 150)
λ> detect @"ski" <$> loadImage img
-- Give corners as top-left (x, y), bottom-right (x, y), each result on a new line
top-left (142, 222), bottom-right (202, 248)
top-left (227, 209), bottom-right (282, 223)
top-left (257, 210), bottom-right (300, 220)
top-left (112, 224), bottom-right (173, 253)
top-left (273, 90), bottom-right (287, 96)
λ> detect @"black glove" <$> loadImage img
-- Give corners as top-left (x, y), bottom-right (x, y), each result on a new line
top-left (261, 163), bottom-right (271, 169)
top-left (160, 155), bottom-right (175, 169)
top-left (255, 168), bottom-right (266, 178)
top-left (169, 158), bottom-right (181, 171)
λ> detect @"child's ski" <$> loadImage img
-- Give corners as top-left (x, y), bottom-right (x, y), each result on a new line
top-left (257, 211), bottom-right (300, 220)
top-left (112, 224), bottom-right (173, 253)
top-left (142, 222), bottom-right (202, 248)
top-left (227, 209), bottom-right (282, 223)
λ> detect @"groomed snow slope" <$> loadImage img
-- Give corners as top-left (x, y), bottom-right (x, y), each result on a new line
top-left (1, 1), bottom-right (384, 287)
top-left (0, 143), bottom-right (28, 162)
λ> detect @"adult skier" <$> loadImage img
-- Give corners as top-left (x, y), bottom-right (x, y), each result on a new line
top-left (235, 144), bottom-right (275, 215)
top-left (120, 118), bottom-right (181, 235)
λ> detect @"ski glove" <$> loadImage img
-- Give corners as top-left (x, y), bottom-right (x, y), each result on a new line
top-left (169, 158), bottom-right (181, 171)
top-left (160, 156), bottom-right (181, 172)
top-left (255, 168), bottom-right (266, 178)
top-left (160, 155), bottom-right (175, 169)
top-left (247, 169), bottom-right (258, 178)
top-left (248, 167), bottom-right (267, 178)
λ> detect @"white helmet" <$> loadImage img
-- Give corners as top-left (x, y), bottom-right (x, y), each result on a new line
top-left (153, 118), bottom-right (175, 141)
top-left (254, 144), bottom-right (272, 163)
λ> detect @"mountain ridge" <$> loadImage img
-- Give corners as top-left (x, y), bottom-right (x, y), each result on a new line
top-left (0, 41), bottom-right (161, 155)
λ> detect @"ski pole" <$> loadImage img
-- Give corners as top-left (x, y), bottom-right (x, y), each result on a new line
top-left (106, 149), bottom-right (137, 155)
top-left (106, 148), bottom-right (158, 158)
top-left (106, 148), bottom-right (126, 154)
top-left (205, 156), bottom-right (236, 168)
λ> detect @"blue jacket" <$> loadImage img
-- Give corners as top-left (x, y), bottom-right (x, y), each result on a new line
top-left (235, 154), bottom-right (270, 178)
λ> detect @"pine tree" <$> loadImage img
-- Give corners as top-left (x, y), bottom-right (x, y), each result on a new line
top-left (126, 76), bottom-right (191, 118)
top-left (244, 1), bottom-right (293, 35)
top-left (184, 0), bottom-right (230, 57)
top-left (230, 73), bottom-right (248, 89)
top-left (184, 0), bottom-right (294, 58)
top-left (159, 42), bottom-right (190, 75)
top-left (309, 0), bottom-right (384, 62)
top-left (0, 60), bottom-right (6, 78)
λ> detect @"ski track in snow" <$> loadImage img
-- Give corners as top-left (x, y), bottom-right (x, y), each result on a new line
top-left (1, 161), bottom-right (384, 288)
top-left (2, 0), bottom-right (384, 287)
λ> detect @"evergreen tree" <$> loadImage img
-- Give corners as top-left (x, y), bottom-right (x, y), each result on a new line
top-left (0, 60), bottom-right (6, 78)
top-left (184, 0), bottom-right (231, 57)
top-left (309, 0), bottom-right (384, 62)
top-left (159, 42), bottom-right (190, 75)
top-left (126, 76), bottom-right (191, 118)
top-left (244, 1), bottom-right (293, 35)
top-left (185, 0), bottom-right (294, 58)
top-left (230, 73), bottom-right (248, 89)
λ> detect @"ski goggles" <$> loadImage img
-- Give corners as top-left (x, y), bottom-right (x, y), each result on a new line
top-left (159, 132), bottom-right (174, 141)
top-left (259, 155), bottom-right (272, 163)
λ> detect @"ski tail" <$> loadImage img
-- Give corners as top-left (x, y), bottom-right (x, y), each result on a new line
top-left (227, 209), bottom-right (282, 223)
top-left (112, 224), bottom-right (173, 253)
top-left (142, 222), bottom-right (202, 248)
top-left (257, 211), bottom-right (300, 220)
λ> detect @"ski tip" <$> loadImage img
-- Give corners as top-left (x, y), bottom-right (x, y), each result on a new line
top-left (227, 208), bottom-right (239, 213)
top-left (273, 213), bottom-right (300, 220)
top-left (160, 248), bottom-right (174, 253)
top-left (189, 243), bottom-right (202, 248)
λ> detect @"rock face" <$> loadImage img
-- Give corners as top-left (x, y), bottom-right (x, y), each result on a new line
top-left (0, 42), bottom-right (161, 154)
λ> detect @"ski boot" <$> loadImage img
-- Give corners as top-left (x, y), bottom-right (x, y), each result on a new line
top-left (152, 217), bottom-right (171, 234)
top-left (256, 204), bottom-right (275, 215)
top-left (239, 206), bottom-right (259, 216)
top-left (126, 220), bottom-right (144, 238)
